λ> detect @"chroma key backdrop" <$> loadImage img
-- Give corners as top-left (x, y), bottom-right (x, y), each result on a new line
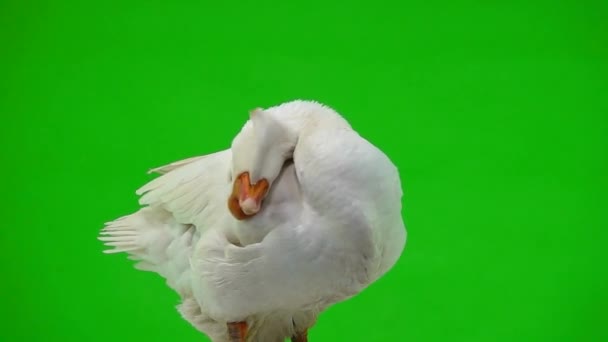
top-left (1, 0), bottom-right (606, 341)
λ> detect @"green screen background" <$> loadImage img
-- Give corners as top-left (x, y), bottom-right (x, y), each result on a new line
top-left (1, 0), bottom-right (606, 341)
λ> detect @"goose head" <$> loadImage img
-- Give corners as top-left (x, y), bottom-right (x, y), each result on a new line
top-left (228, 107), bottom-right (296, 220)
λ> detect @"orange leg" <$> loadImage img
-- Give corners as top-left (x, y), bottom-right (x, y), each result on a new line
top-left (227, 321), bottom-right (248, 342)
top-left (291, 329), bottom-right (308, 342)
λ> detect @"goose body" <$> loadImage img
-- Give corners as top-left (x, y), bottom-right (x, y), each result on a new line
top-left (100, 100), bottom-right (406, 342)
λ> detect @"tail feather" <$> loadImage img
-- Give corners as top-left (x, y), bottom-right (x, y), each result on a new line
top-left (100, 207), bottom-right (197, 295)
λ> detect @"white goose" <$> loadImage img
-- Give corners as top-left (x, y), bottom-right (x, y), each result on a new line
top-left (100, 100), bottom-right (406, 342)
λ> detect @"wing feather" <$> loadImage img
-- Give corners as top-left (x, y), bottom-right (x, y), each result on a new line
top-left (148, 155), bottom-right (209, 174)
top-left (136, 150), bottom-right (232, 230)
top-left (100, 149), bottom-right (235, 296)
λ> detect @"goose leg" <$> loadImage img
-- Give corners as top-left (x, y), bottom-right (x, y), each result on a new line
top-left (291, 330), bottom-right (308, 342)
top-left (227, 321), bottom-right (248, 342)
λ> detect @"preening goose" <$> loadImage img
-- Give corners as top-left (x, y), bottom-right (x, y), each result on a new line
top-left (100, 100), bottom-right (407, 342)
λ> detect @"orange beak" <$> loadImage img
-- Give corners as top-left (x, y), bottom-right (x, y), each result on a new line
top-left (228, 172), bottom-right (269, 220)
